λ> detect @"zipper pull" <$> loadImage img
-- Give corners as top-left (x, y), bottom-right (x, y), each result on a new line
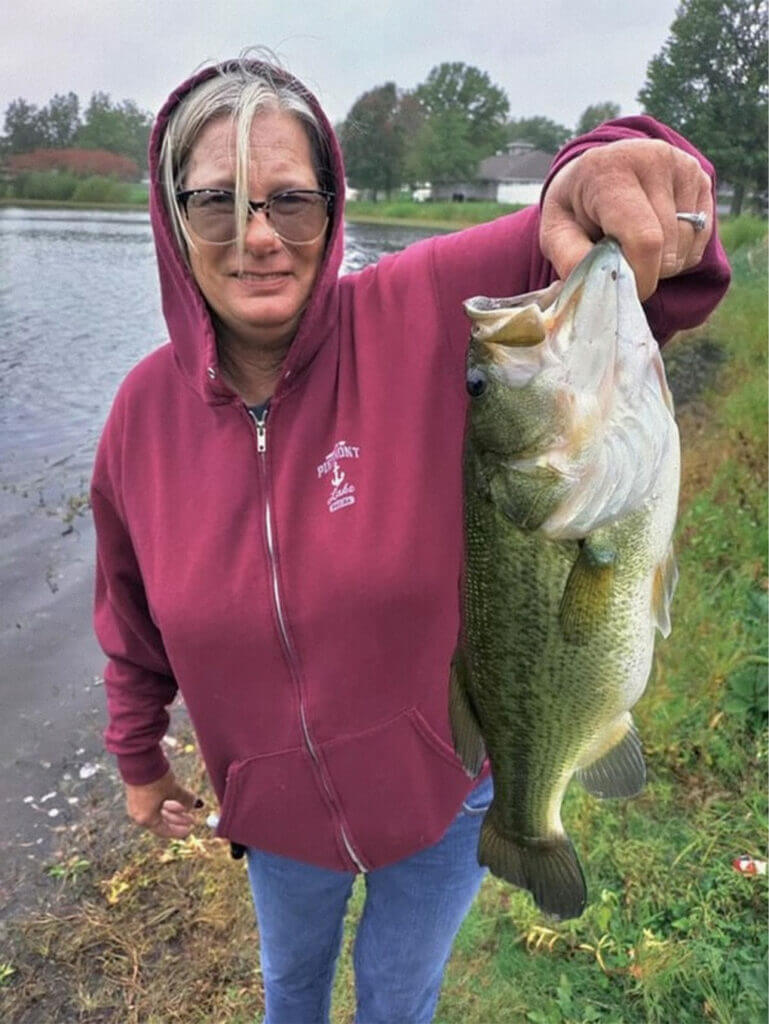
top-left (248, 409), bottom-right (268, 453)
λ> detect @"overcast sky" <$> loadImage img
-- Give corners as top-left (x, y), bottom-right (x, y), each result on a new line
top-left (5, 1), bottom-right (680, 129)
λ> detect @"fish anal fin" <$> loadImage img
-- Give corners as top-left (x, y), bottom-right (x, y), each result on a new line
top-left (479, 808), bottom-right (587, 920)
top-left (652, 543), bottom-right (678, 638)
top-left (449, 647), bottom-right (486, 778)
top-left (576, 714), bottom-right (646, 798)
top-left (559, 539), bottom-right (616, 644)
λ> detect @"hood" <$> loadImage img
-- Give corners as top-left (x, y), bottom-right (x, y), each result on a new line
top-left (147, 60), bottom-right (346, 405)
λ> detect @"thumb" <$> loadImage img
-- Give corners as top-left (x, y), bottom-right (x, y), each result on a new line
top-left (539, 210), bottom-right (595, 285)
top-left (166, 781), bottom-right (203, 811)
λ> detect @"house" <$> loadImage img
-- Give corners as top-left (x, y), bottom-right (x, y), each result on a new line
top-left (432, 142), bottom-right (555, 204)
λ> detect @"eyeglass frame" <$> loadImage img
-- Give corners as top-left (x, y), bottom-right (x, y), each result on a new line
top-left (175, 187), bottom-right (335, 245)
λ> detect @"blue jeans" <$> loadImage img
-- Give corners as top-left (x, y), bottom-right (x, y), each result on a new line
top-left (245, 774), bottom-right (493, 1024)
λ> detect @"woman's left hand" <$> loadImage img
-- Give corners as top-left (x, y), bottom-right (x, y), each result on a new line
top-left (540, 138), bottom-right (713, 301)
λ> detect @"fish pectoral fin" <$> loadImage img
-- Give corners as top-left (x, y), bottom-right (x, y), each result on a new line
top-left (559, 538), bottom-right (616, 644)
top-left (576, 714), bottom-right (646, 798)
top-left (449, 647), bottom-right (486, 778)
top-left (651, 543), bottom-right (678, 638)
top-left (478, 808), bottom-right (587, 920)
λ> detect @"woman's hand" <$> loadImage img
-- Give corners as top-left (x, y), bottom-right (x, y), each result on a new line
top-left (124, 769), bottom-right (203, 839)
top-left (540, 138), bottom-right (713, 301)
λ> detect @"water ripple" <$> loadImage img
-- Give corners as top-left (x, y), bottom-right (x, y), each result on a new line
top-left (1, 209), bottom-right (435, 504)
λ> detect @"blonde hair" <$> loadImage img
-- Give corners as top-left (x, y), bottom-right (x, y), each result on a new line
top-left (159, 56), bottom-right (334, 263)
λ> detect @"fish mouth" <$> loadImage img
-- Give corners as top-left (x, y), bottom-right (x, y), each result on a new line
top-left (551, 236), bottom-right (623, 321)
top-left (463, 237), bottom-right (626, 350)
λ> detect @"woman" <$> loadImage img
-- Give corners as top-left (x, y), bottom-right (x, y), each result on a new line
top-left (92, 57), bottom-right (729, 1023)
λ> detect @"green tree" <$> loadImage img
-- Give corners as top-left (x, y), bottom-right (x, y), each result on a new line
top-left (506, 116), bottom-right (571, 153)
top-left (2, 98), bottom-right (48, 153)
top-left (75, 92), bottom-right (152, 172)
top-left (408, 110), bottom-right (480, 183)
top-left (638, 0), bottom-right (767, 215)
top-left (41, 92), bottom-right (80, 148)
top-left (339, 82), bottom-right (406, 198)
top-left (575, 102), bottom-right (621, 135)
top-left (395, 92), bottom-right (427, 184)
top-left (415, 62), bottom-right (509, 154)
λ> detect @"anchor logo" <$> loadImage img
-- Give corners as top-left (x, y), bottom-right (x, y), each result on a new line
top-left (317, 439), bottom-right (361, 513)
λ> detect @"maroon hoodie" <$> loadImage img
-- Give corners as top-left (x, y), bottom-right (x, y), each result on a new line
top-left (92, 63), bottom-right (730, 872)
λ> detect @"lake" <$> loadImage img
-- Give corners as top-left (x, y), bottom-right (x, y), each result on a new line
top-left (0, 207), bottom-right (436, 505)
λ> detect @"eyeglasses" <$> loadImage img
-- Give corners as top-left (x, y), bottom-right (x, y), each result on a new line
top-left (175, 188), bottom-right (334, 245)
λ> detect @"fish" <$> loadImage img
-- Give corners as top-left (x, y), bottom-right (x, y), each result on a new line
top-left (450, 237), bottom-right (680, 920)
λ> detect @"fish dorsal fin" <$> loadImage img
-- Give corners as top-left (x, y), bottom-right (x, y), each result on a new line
top-left (576, 713), bottom-right (646, 798)
top-left (449, 646), bottom-right (486, 778)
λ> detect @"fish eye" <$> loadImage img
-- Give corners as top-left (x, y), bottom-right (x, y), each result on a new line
top-left (466, 367), bottom-right (488, 398)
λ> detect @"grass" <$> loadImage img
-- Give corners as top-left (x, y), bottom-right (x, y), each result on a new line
top-left (345, 198), bottom-right (523, 229)
top-left (2, 222), bottom-right (766, 1024)
top-left (0, 182), bottom-right (149, 211)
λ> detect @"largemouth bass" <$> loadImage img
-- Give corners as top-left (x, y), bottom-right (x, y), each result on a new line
top-left (451, 237), bottom-right (680, 920)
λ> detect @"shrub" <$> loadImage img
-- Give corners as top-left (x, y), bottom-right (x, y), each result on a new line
top-left (12, 170), bottom-right (78, 201)
top-left (8, 148), bottom-right (139, 181)
top-left (71, 176), bottom-right (133, 203)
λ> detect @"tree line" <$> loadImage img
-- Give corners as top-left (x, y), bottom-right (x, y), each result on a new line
top-left (338, 0), bottom-right (766, 214)
top-left (1, 0), bottom-right (765, 212)
top-left (1, 92), bottom-right (152, 176)
top-left (337, 62), bottom-right (621, 198)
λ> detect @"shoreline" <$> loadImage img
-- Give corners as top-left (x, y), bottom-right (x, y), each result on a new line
top-left (0, 196), bottom-right (508, 230)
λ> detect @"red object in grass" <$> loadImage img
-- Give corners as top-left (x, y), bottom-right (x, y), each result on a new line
top-left (731, 855), bottom-right (767, 876)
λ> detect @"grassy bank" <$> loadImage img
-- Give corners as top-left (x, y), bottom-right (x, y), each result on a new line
top-left (344, 199), bottom-right (523, 230)
top-left (1, 227), bottom-right (766, 1024)
top-left (0, 196), bottom-right (149, 212)
top-left (1, 174), bottom-right (149, 207)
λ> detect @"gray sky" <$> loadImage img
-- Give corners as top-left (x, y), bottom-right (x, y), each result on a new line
top-left (5, 1), bottom-right (680, 129)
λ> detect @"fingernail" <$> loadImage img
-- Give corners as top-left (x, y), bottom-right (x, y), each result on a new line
top-left (194, 798), bottom-right (204, 808)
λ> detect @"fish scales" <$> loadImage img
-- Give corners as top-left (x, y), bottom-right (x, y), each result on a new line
top-left (452, 237), bottom-right (680, 920)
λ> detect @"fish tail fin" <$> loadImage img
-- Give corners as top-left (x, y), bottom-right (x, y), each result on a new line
top-left (449, 647), bottom-right (486, 778)
top-left (479, 810), bottom-right (586, 920)
top-left (576, 713), bottom-right (646, 798)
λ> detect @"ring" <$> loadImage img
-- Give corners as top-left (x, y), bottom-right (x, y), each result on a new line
top-left (676, 211), bottom-right (707, 231)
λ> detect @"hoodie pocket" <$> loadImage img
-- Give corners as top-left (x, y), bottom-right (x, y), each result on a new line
top-left (321, 707), bottom-right (473, 868)
top-left (215, 745), bottom-right (345, 869)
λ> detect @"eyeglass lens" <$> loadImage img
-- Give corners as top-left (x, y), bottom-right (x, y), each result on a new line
top-left (186, 192), bottom-right (328, 244)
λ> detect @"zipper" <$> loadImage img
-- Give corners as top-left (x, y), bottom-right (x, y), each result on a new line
top-left (247, 407), bottom-right (368, 873)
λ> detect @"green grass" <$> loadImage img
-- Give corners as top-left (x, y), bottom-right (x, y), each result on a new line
top-left (345, 198), bottom-right (523, 229)
top-left (1, 223), bottom-right (766, 1024)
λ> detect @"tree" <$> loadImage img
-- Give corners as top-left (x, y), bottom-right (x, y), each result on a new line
top-left (414, 62), bottom-right (509, 154)
top-left (638, 0), bottom-right (767, 214)
top-left (41, 92), bottom-right (80, 148)
top-left (506, 116), bottom-right (570, 153)
top-left (2, 98), bottom-right (49, 153)
top-left (75, 92), bottom-right (152, 172)
top-left (575, 102), bottom-right (621, 135)
top-left (395, 92), bottom-right (426, 184)
top-left (408, 110), bottom-right (480, 183)
top-left (339, 82), bottom-right (406, 198)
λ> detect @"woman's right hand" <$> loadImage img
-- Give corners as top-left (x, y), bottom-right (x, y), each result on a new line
top-left (124, 769), bottom-right (203, 839)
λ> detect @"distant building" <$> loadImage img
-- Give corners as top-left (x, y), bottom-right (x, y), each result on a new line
top-left (432, 142), bottom-right (555, 204)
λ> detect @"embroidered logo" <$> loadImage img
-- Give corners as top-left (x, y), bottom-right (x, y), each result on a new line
top-left (317, 440), bottom-right (360, 513)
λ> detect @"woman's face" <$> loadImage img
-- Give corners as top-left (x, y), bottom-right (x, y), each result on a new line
top-left (183, 110), bottom-right (327, 352)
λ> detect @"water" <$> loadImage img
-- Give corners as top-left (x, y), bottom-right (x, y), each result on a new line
top-left (0, 207), bottom-right (435, 504)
